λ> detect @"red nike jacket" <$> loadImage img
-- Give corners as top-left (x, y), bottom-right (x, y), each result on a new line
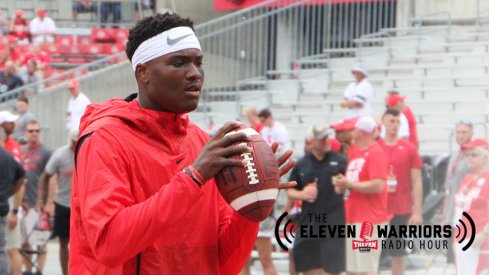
top-left (69, 97), bottom-right (260, 274)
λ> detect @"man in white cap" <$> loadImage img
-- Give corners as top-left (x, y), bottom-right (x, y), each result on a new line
top-left (340, 64), bottom-right (374, 119)
top-left (0, 110), bottom-right (22, 162)
top-left (333, 116), bottom-right (389, 275)
top-left (36, 128), bottom-right (79, 275)
top-left (66, 79), bottom-right (91, 130)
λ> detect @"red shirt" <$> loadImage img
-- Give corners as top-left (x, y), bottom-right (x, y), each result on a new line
top-left (22, 51), bottom-right (51, 65)
top-left (4, 137), bottom-right (22, 163)
top-left (345, 143), bottom-right (389, 224)
top-left (378, 139), bottom-right (423, 215)
top-left (70, 99), bottom-right (258, 274)
top-left (11, 18), bottom-right (29, 40)
top-left (402, 106), bottom-right (418, 147)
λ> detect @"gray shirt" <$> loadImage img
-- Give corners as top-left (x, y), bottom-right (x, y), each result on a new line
top-left (45, 145), bottom-right (73, 208)
top-left (444, 151), bottom-right (469, 224)
top-left (13, 112), bottom-right (35, 141)
top-left (22, 144), bottom-right (51, 208)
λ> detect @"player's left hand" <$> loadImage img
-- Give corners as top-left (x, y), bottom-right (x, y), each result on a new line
top-left (271, 143), bottom-right (296, 190)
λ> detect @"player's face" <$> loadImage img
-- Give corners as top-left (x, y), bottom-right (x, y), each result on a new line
top-left (383, 114), bottom-right (400, 136)
top-left (141, 48), bottom-right (204, 113)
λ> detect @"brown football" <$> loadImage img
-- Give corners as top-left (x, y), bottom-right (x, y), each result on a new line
top-left (215, 127), bottom-right (280, 222)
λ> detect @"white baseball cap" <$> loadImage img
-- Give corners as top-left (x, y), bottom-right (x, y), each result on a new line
top-left (354, 116), bottom-right (377, 133)
top-left (0, 111), bottom-right (19, 124)
top-left (351, 63), bottom-right (368, 76)
top-left (306, 125), bottom-right (329, 141)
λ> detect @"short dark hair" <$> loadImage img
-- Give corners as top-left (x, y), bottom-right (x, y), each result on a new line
top-left (125, 13), bottom-right (194, 61)
top-left (25, 120), bottom-right (39, 127)
top-left (258, 108), bottom-right (272, 119)
top-left (384, 108), bottom-right (400, 117)
top-left (17, 96), bottom-right (28, 104)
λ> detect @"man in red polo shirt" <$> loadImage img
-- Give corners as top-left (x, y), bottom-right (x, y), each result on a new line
top-left (378, 108), bottom-right (423, 275)
top-left (386, 92), bottom-right (419, 148)
top-left (333, 116), bottom-right (389, 275)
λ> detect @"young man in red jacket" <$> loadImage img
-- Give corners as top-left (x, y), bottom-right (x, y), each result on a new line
top-left (69, 13), bottom-right (295, 275)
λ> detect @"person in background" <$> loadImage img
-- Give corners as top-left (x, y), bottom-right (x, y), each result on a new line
top-left (18, 60), bottom-right (40, 95)
top-left (288, 125), bottom-right (347, 275)
top-left (0, 61), bottom-right (24, 93)
top-left (453, 139), bottom-right (489, 274)
top-left (13, 96), bottom-right (36, 142)
top-left (244, 106), bottom-right (264, 133)
top-left (330, 117), bottom-right (358, 156)
top-left (100, 0), bottom-right (122, 27)
top-left (0, 127), bottom-right (25, 275)
top-left (378, 108), bottom-right (423, 275)
top-left (386, 92), bottom-right (419, 147)
top-left (258, 108), bottom-right (290, 156)
top-left (9, 10), bottom-right (29, 44)
top-left (441, 120), bottom-right (474, 264)
top-left (0, 10), bottom-right (10, 35)
top-left (333, 116), bottom-right (389, 275)
top-left (0, 111), bottom-right (22, 163)
top-left (36, 128), bottom-right (78, 275)
top-left (72, 0), bottom-right (98, 21)
top-left (66, 79), bottom-right (91, 130)
top-left (340, 64), bottom-right (374, 119)
top-left (29, 9), bottom-right (56, 45)
top-left (21, 120), bottom-right (52, 275)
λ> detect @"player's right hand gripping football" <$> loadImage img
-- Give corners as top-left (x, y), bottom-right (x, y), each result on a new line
top-left (270, 143), bottom-right (297, 190)
top-left (192, 121), bottom-right (253, 181)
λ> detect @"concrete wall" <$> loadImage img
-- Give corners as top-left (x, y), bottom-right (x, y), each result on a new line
top-left (21, 62), bottom-right (137, 150)
top-left (156, 0), bottom-right (227, 24)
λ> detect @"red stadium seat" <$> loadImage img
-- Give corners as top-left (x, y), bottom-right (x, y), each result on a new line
top-left (77, 36), bottom-right (93, 45)
top-left (56, 35), bottom-right (75, 47)
top-left (113, 28), bottom-right (129, 40)
top-left (104, 44), bottom-right (125, 55)
top-left (79, 44), bottom-right (104, 55)
top-left (91, 28), bottom-right (115, 42)
top-left (66, 57), bottom-right (88, 64)
top-left (0, 35), bottom-right (16, 46)
top-left (42, 43), bottom-right (62, 55)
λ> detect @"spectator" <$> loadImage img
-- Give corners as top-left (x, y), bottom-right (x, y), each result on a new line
top-left (36, 127), bottom-right (78, 275)
top-left (29, 9), bottom-right (56, 45)
top-left (3, 44), bottom-right (25, 67)
top-left (454, 139), bottom-right (489, 274)
top-left (288, 125), bottom-right (347, 275)
top-left (386, 92), bottom-right (419, 147)
top-left (0, 111), bottom-right (22, 163)
top-left (244, 106), bottom-right (264, 133)
top-left (101, 0), bottom-right (122, 27)
top-left (333, 116), bottom-right (389, 275)
top-left (0, 10), bottom-right (9, 35)
top-left (18, 60), bottom-right (40, 95)
top-left (441, 120), bottom-right (474, 263)
top-left (13, 96), bottom-right (35, 141)
top-left (0, 61), bottom-right (24, 94)
top-left (258, 108), bottom-right (290, 156)
top-left (330, 117), bottom-right (358, 155)
top-left (21, 120), bottom-right (52, 275)
top-left (72, 0), bottom-right (98, 21)
top-left (378, 109), bottom-right (423, 275)
top-left (66, 79), bottom-right (91, 130)
top-left (9, 10), bottom-right (29, 44)
top-left (340, 64), bottom-right (374, 119)
top-left (0, 127), bottom-right (25, 275)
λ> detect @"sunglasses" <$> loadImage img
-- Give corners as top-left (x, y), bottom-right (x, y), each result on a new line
top-left (27, 129), bottom-right (40, 133)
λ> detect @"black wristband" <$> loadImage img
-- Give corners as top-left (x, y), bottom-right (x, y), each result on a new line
top-left (183, 167), bottom-right (202, 187)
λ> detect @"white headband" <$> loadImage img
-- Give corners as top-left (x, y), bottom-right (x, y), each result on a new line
top-left (131, 26), bottom-right (201, 71)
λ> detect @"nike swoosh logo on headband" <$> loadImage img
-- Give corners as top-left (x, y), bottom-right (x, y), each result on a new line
top-left (167, 34), bottom-right (193, 46)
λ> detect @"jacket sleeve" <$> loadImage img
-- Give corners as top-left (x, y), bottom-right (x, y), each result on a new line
top-left (76, 129), bottom-right (204, 267)
top-left (216, 190), bottom-right (259, 275)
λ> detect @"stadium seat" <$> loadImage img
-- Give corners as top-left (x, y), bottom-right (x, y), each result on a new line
top-left (77, 36), bottom-right (93, 46)
top-left (79, 44), bottom-right (104, 55)
top-left (56, 35), bottom-right (75, 47)
top-left (42, 43), bottom-right (62, 55)
top-left (104, 44), bottom-right (125, 55)
top-left (91, 28), bottom-right (115, 42)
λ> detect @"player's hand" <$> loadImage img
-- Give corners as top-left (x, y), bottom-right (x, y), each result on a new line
top-left (271, 143), bottom-right (297, 190)
top-left (43, 201), bottom-right (55, 217)
top-left (193, 121), bottom-right (252, 181)
top-left (302, 184), bottom-right (318, 202)
top-left (7, 212), bottom-right (17, 230)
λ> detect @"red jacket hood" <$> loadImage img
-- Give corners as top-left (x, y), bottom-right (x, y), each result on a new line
top-left (79, 97), bottom-right (192, 153)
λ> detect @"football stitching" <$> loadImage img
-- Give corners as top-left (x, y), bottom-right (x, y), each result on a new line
top-left (241, 150), bottom-right (259, 185)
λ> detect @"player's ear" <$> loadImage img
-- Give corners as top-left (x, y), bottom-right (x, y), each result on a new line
top-left (135, 63), bottom-right (149, 84)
